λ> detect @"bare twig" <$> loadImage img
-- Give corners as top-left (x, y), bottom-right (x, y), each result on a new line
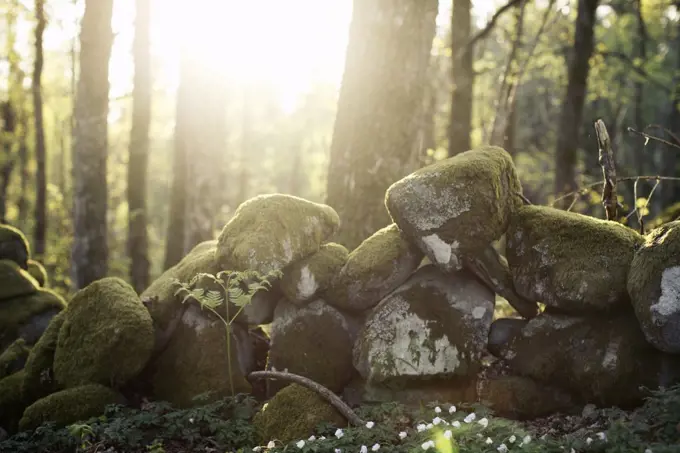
top-left (626, 177), bottom-right (660, 234)
top-left (462, 0), bottom-right (525, 60)
top-left (551, 175), bottom-right (680, 207)
top-left (628, 127), bottom-right (680, 151)
top-left (595, 120), bottom-right (617, 220)
top-left (643, 124), bottom-right (680, 147)
top-left (248, 370), bottom-right (364, 426)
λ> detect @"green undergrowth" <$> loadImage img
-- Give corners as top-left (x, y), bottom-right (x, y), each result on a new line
top-left (1, 385), bottom-right (679, 453)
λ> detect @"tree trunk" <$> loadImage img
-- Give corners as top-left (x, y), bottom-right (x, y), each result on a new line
top-left (633, 0), bottom-right (647, 177)
top-left (163, 49), bottom-right (190, 270)
top-left (325, 0), bottom-right (438, 250)
top-left (553, 0), bottom-right (599, 207)
top-left (127, 0), bottom-right (151, 293)
top-left (448, 0), bottom-right (473, 157)
top-left (16, 114), bottom-right (29, 226)
top-left (71, 0), bottom-right (114, 289)
top-left (661, 5), bottom-right (680, 208)
top-left (0, 102), bottom-right (17, 224)
top-left (32, 0), bottom-right (47, 258)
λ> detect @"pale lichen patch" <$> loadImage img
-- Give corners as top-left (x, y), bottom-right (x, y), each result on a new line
top-left (296, 265), bottom-right (318, 300)
top-left (651, 266), bottom-right (680, 318)
top-left (472, 306), bottom-right (487, 320)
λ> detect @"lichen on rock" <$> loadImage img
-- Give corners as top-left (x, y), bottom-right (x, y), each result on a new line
top-left (280, 242), bottom-right (348, 305)
top-left (325, 224), bottom-right (423, 312)
top-left (506, 205), bottom-right (643, 313)
top-left (385, 146), bottom-right (523, 273)
top-left (18, 383), bottom-right (124, 432)
top-left (267, 299), bottom-right (354, 395)
top-left (253, 383), bottom-right (346, 444)
top-left (215, 194), bottom-right (340, 274)
top-left (628, 220), bottom-right (680, 353)
top-left (54, 278), bottom-right (154, 389)
top-left (353, 265), bottom-right (494, 386)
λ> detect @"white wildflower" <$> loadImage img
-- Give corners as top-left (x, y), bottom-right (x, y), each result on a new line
top-left (449, 405), bottom-right (457, 414)
top-left (478, 417), bottom-right (489, 428)
top-left (422, 440), bottom-right (435, 450)
top-left (464, 413), bottom-right (476, 423)
top-left (645, 449), bottom-right (653, 453)
top-left (399, 431), bottom-right (408, 439)
top-left (296, 440), bottom-right (305, 449)
top-left (335, 449), bottom-right (341, 453)
top-left (335, 428), bottom-right (344, 439)
top-left (360, 446), bottom-right (368, 453)
top-left (444, 430), bottom-right (452, 439)
top-left (497, 444), bottom-right (508, 453)
top-left (319, 436), bottom-right (325, 441)
top-left (523, 435), bottom-right (532, 444)
top-left (433, 417), bottom-right (442, 425)
top-left (435, 406), bottom-right (442, 413)
top-left (596, 432), bottom-right (607, 441)
top-left (452, 421), bottom-right (461, 428)
top-left (252, 447), bottom-right (262, 452)
top-left (509, 435), bottom-right (516, 443)
top-left (417, 423), bottom-right (427, 432)
top-left (366, 421), bottom-right (375, 429)
top-left (267, 440), bottom-right (276, 448)
top-left (586, 437), bottom-right (593, 445)
top-left (372, 444), bottom-right (380, 451)
top-left (308, 435), bottom-right (316, 441)
top-left (486, 437), bottom-right (493, 444)
top-left (426, 423), bottom-right (433, 429)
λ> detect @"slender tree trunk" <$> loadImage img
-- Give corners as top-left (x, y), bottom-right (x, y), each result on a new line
top-left (127, 0), bottom-right (152, 293)
top-left (0, 102), bottom-right (17, 224)
top-left (633, 0), bottom-right (647, 178)
top-left (553, 0), bottom-right (599, 207)
top-left (661, 5), bottom-right (680, 207)
top-left (325, 0), bottom-right (438, 250)
top-left (71, 0), bottom-right (114, 289)
top-left (163, 50), bottom-right (190, 270)
top-left (448, 0), bottom-right (473, 157)
top-left (32, 0), bottom-right (47, 257)
top-left (16, 113), bottom-right (29, 226)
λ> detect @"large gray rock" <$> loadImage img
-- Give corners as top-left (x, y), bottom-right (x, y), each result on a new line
top-left (267, 299), bottom-right (354, 396)
top-left (497, 311), bottom-right (680, 407)
top-left (280, 243), bottom-right (348, 305)
top-left (506, 205), bottom-right (643, 313)
top-left (215, 194), bottom-right (339, 274)
top-left (353, 265), bottom-right (494, 385)
top-left (325, 224), bottom-right (423, 312)
top-left (385, 146), bottom-right (523, 273)
top-left (628, 221), bottom-right (680, 353)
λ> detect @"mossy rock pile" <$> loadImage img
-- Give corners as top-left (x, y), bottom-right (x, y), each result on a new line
top-left (0, 224), bottom-right (29, 270)
top-left (26, 260), bottom-right (47, 287)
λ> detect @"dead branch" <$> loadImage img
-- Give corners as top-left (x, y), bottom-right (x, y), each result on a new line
top-left (625, 177), bottom-right (660, 235)
top-left (551, 175), bottom-right (680, 208)
top-left (462, 0), bottom-right (525, 60)
top-left (595, 120), bottom-right (617, 220)
top-left (643, 124), bottom-right (680, 147)
top-left (248, 370), bottom-right (364, 426)
top-left (628, 127), bottom-right (680, 150)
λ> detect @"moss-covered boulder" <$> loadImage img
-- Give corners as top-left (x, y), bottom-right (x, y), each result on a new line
top-left (487, 318), bottom-right (527, 358)
top-left (151, 304), bottom-right (252, 407)
top-left (0, 224), bottom-right (29, 269)
top-left (215, 194), bottom-right (340, 274)
top-left (0, 259), bottom-right (39, 301)
top-left (26, 260), bottom-right (47, 287)
top-left (498, 311), bottom-right (680, 407)
top-left (253, 384), bottom-right (346, 445)
top-left (478, 375), bottom-right (576, 420)
top-left (280, 243), bottom-right (348, 305)
top-left (353, 265), bottom-right (494, 385)
top-left (22, 311), bottom-right (65, 401)
top-left (0, 288), bottom-right (64, 352)
top-left (18, 384), bottom-right (124, 432)
top-left (506, 205), bottom-right (643, 313)
top-left (325, 224), bottom-right (423, 312)
top-left (267, 299), bottom-right (354, 396)
top-left (385, 146), bottom-right (523, 273)
top-left (0, 371), bottom-right (29, 433)
top-left (54, 278), bottom-right (154, 388)
top-left (0, 339), bottom-right (30, 379)
top-left (628, 221), bottom-right (680, 353)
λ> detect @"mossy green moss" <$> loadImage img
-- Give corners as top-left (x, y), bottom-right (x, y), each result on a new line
top-left (0, 224), bottom-right (30, 269)
top-left (0, 288), bottom-right (65, 351)
top-left (215, 194), bottom-right (340, 274)
top-left (325, 224), bottom-right (423, 312)
top-left (253, 384), bottom-right (346, 444)
top-left (506, 205), bottom-right (643, 313)
top-left (0, 371), bottom-right (29, 433)
top-left (268, 300), bottom-right (353, 394)
top-left (26, 260), bottom-right (47, 287)
top-left (0, 338), bottom-right (30, 379)
top-left (54, 278), bottom-right (154, 388)
top-left (18, 384), bottom-right (124, 432)
top-left (151, 306), bottom-right (251, 407)
top-left (280, 242), bottom-right (348, 304)
top-left (141, 240), bottom-right (220, 331)
top-left (385, 146), bottom-right (523, 272)
top-left (22, 311), bottom-right (65, 401)
top-left (628, 221), bottom-right (680, 353)
top-left (0, 259), bottom-right (39, 301)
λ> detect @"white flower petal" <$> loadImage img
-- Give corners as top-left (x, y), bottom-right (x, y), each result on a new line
top-left (372, 444), bottom-right (380, 451)
top-left (444, 430), bottom-right (452, 439)
top-left (296, 440), bottom-right (305, 449)
top-left (365, 421), bottom-right (375, 429)
top-left (433, 417), bottom-right (442, 425)
top-left (509, 435), bottom-right (516, 443)
top-left (360, 446), bottom-right (368, 453)
top-left (486, 437), bottom-right (493, 444)
top-left (435, 406), bottom-right (442, 413)
top-left (267, 440), bottom-right (276, 448)
top-left (335, 428), bottom-right (344, 439)
top-left (452, 421), bottom-right (461, 428)
top-left (478, 417), bottom-right (489, 428)
top-left (497, 444), bottom-right (508, 453)
top-left (399, 431), bottom-right (408, 439)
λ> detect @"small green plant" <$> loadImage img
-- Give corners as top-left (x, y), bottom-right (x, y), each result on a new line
top-left (173, 269), bottom-right (282, 396)
top-left (67, 422), bottom-right (94, 452)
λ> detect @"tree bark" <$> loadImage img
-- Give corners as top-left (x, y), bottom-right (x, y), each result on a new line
top-left (661, 4), bottom-right (680, 207)
top-left (127, 0), bottom-right (152, 293)
top-left (71, 0), bottom-right (114, 289)
top-left (448, 0), bottom-right (473, 157)
top-left (325, 0), bottom-right (438, 250)
top-left (32, 0), bottom-right (47, 258)
top-left (0, 102), bottom-right (17, 224)
top-left (553, 0), bottom-right (599, 207)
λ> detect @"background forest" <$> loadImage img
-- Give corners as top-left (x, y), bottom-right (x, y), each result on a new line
top-left (1, 0), bottom-right (679, 298)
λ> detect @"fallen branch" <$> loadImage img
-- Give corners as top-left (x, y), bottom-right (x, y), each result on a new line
top-left (628, 127), bottom-right (680, 151)
top-left (595, 120), bottom-right (617, 220)
top-left (248, 370), bottom-right (365, 426)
